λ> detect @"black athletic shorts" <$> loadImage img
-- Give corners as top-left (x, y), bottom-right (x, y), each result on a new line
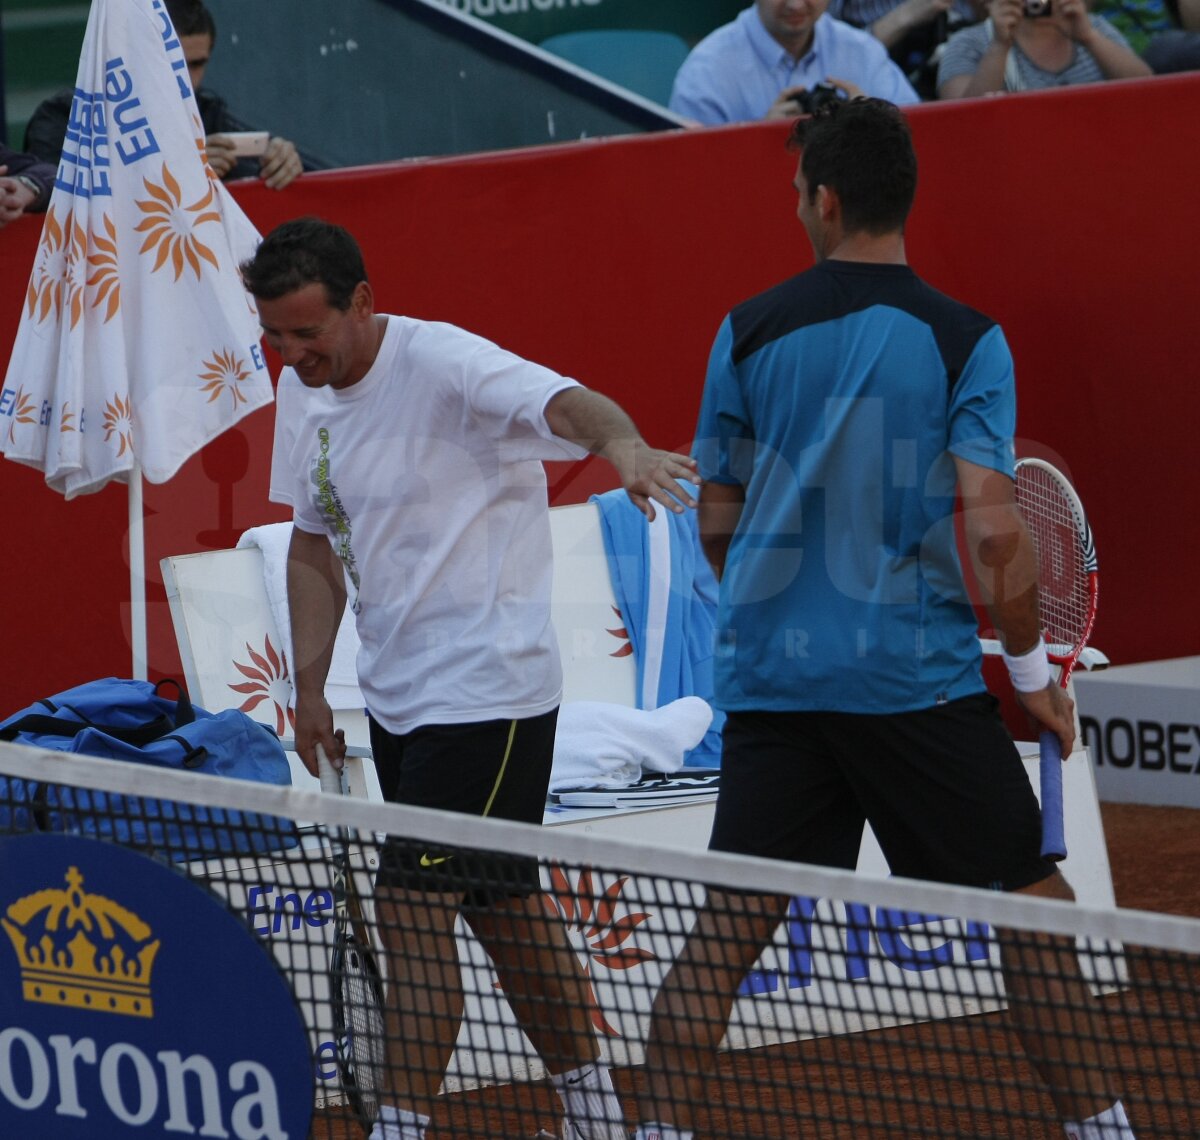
top-left (368, 708), bottom-right (557, 902)
top-left (708, 693), bottom-right (1055, 892)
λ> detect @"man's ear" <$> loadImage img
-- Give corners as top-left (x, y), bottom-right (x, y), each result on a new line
top-left (351, 280), bottom-right (374, 317)
top-left (815, 183), bottom-right (841, 224)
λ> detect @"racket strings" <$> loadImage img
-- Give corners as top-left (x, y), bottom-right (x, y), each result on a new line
top-left (339, 947), bottom-right (387, 1117)
top-left (1015, 467), bottom-right (1092, 651)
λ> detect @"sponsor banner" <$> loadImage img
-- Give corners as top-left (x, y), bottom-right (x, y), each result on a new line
top-left (1076, 656), bottom-right (1200, 807)
top-left (429, 0), bottom-right (744, 43)
top-left (0, 833), bottom-right (312, 1138)
top-left (210, 847), bottom-right (378, 1105)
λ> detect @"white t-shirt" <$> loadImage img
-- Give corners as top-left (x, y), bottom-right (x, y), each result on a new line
top-left (269, 315), bottom-right (586, 733)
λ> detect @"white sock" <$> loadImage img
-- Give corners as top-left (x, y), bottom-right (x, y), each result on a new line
top-left (550, 1062), bottom-right (627, 1140)
top-left (368, 1103), bottom-right (430, 1140)
top-left (1064, 1100), bottom-right (1135, 1140)
top-left (631, 1125), bottom-right (694, 1140)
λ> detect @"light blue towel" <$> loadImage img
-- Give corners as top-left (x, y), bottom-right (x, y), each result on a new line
top-left (590, 489), bottom-right (723, 767)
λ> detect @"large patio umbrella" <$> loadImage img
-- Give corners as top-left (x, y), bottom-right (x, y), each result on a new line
top-left (1, 0), bottom-right (272, 677)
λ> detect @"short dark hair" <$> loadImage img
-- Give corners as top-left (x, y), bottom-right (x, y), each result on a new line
top-left (165, 0), bottom-right (215, 41)
top-left (788, 98), bottom-right (917, 236)
top-left (240, 218), bottom-right (368, 311)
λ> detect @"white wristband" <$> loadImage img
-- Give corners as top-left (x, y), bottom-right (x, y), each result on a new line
top-left (1002, 636), bottom-right (1051, 692)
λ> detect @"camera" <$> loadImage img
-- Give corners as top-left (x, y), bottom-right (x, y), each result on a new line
top-left (225, 131), bottom-right (270, 157)
top-left (1022, 0), bottom-right (1052, 17)
top-left (791, 82), bottom-right (846, 115)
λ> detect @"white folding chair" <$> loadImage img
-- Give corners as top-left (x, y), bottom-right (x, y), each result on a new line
top-left (161, 547), bottom-right (378, 801)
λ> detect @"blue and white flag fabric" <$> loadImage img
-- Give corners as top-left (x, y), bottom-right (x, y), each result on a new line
top-left (591, 489), bottom-right (725, 768)
top-left (0, 0), bottom-right (271, 499)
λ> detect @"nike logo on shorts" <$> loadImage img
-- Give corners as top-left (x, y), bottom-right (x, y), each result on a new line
top-left (419, 852), bottom-right (452, 868)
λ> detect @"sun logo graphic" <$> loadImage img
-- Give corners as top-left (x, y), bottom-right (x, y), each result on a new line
top-left (544, 864), bottom-right (656, 1037)
top-left (6, 387), bottom-right (38, 445)
top-left (60, 402), bottom-right (77, 435)
top-left (102, 393), bottom-right (133, 458)
top-left (228, 637), bottom-right (295, 738)
top-left (199, 348), bottom-right (256, 406)
top-left (87, 212), bottom-right (121, 323)
top-left (606, 605), bottom-right (633, 659)
top-left (25, 207), bottom-right (121, 331)
top-left (192, 112), bottom-right (219, 183)
top-left (26, 205), bottom-right (84, 326)
top-left (133, 163), bottom-right (221, 281)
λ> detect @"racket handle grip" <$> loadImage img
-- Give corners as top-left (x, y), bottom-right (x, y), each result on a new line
top-left (315, 743), bottom-right (342, 797)
top-left (1038, 730), bottom-right (1067, 862)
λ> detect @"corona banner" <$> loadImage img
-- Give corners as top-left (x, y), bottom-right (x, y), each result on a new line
top-left (0, 834), bottom-right (312, 1138)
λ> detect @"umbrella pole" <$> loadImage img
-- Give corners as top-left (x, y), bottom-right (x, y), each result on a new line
top-left (129, 464), bottom-right (148, 680)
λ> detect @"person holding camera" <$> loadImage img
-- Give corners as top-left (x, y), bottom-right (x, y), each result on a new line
top-left (668, 0), bottom-right (919, 125)
top-left (936, 0), bottom-right (1150, 96)
top-left (25, 0), bottom-right (318, 189)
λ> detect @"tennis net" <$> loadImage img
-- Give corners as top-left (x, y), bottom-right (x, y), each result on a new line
top-left (0, 741), bottom-right (1196, 1139)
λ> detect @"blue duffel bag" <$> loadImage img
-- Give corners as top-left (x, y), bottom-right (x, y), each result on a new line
top-left (0, 677), bottom-right (299, 861)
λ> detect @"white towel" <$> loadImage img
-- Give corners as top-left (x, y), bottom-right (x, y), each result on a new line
top-left (236, 524), bottom-right (364, 710)
top-left (550, 697), bottom-right (713, 792)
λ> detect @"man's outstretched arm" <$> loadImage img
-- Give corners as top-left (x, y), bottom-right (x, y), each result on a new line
top-left (545, 386), bottom-right (700, 520)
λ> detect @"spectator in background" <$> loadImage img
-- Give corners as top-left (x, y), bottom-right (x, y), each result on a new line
top-left (1095, 0), bottom-right (1200, 70)
top-left (937, 0), bottom-right (1151, 95)
top-left (0, 144), bottom-right (54, 229)
top-left (669, 0), bottom-right (920, 124)
top-left (829, 0), bottom-right (985, 97)
top-left (24, 0), bottom-right (314, 190)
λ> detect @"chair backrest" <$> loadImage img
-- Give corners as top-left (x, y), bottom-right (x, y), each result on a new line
top-left (160, 547), bottom-right (377, 797)
top-left (539, 29), bottom-right (690, 107)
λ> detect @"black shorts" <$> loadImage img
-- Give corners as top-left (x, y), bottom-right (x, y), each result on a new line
top-left (368, 709), bottom-right (557, 901)
top-left (708, 693), bottom-right (1055, 892)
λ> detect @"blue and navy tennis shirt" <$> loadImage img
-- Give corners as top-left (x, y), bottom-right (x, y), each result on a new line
top-left (693, 259), bottom-right (1017, 714)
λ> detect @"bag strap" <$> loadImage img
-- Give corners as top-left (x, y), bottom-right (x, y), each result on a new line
top-left (0, 711), bottom-right (176, 747)
top-left (0, 679), bottom-right (197, 746)
top-left (154, 678), bottom-right (197, 726)
top-left (163, 735), bottom-right (208, 769)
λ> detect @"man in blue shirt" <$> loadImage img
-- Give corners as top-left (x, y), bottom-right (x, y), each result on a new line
top-left (630, 98), bottom-right (1137, 1140)
top-left (669, 0), bottom-right (920, 123)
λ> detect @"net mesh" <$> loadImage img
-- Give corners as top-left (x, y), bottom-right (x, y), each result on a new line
top-left (0, 742), bottom-right (1196, 1140)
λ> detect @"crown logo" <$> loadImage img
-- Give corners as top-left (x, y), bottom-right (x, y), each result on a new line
top-left (2, 866), bottom-right (160, 1018)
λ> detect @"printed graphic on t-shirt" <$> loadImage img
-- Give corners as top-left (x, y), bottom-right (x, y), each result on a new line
top-left (310, 425), bottom-right (362, 613)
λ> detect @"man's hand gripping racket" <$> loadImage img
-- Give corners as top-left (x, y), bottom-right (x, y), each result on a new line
top-left (1014, 459), bottom-right (1099, 862)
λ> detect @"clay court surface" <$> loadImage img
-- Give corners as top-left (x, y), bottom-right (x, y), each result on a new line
top-left (312, 802), bottom-right (1199, 1139)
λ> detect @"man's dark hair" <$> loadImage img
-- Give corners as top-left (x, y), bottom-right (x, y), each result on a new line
top-left (165, 0), bottom-right (216, 41)
top-left (788, 98), bottom-right (917, 236)
top-left (240, 217), bottom-right (368, 310)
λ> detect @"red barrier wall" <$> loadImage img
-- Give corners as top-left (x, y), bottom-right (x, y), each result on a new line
top-left (4, 74), bottom-right (1198, 712)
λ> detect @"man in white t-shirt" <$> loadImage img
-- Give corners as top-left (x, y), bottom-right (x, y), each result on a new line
top-left (241, 217), bottom-right (698, 1140)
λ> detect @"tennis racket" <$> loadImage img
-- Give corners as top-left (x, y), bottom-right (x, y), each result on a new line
top-left (1013, 459), bottom-right (1099, 862)
top-left (317, 743), bottom-right (387, 1133)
